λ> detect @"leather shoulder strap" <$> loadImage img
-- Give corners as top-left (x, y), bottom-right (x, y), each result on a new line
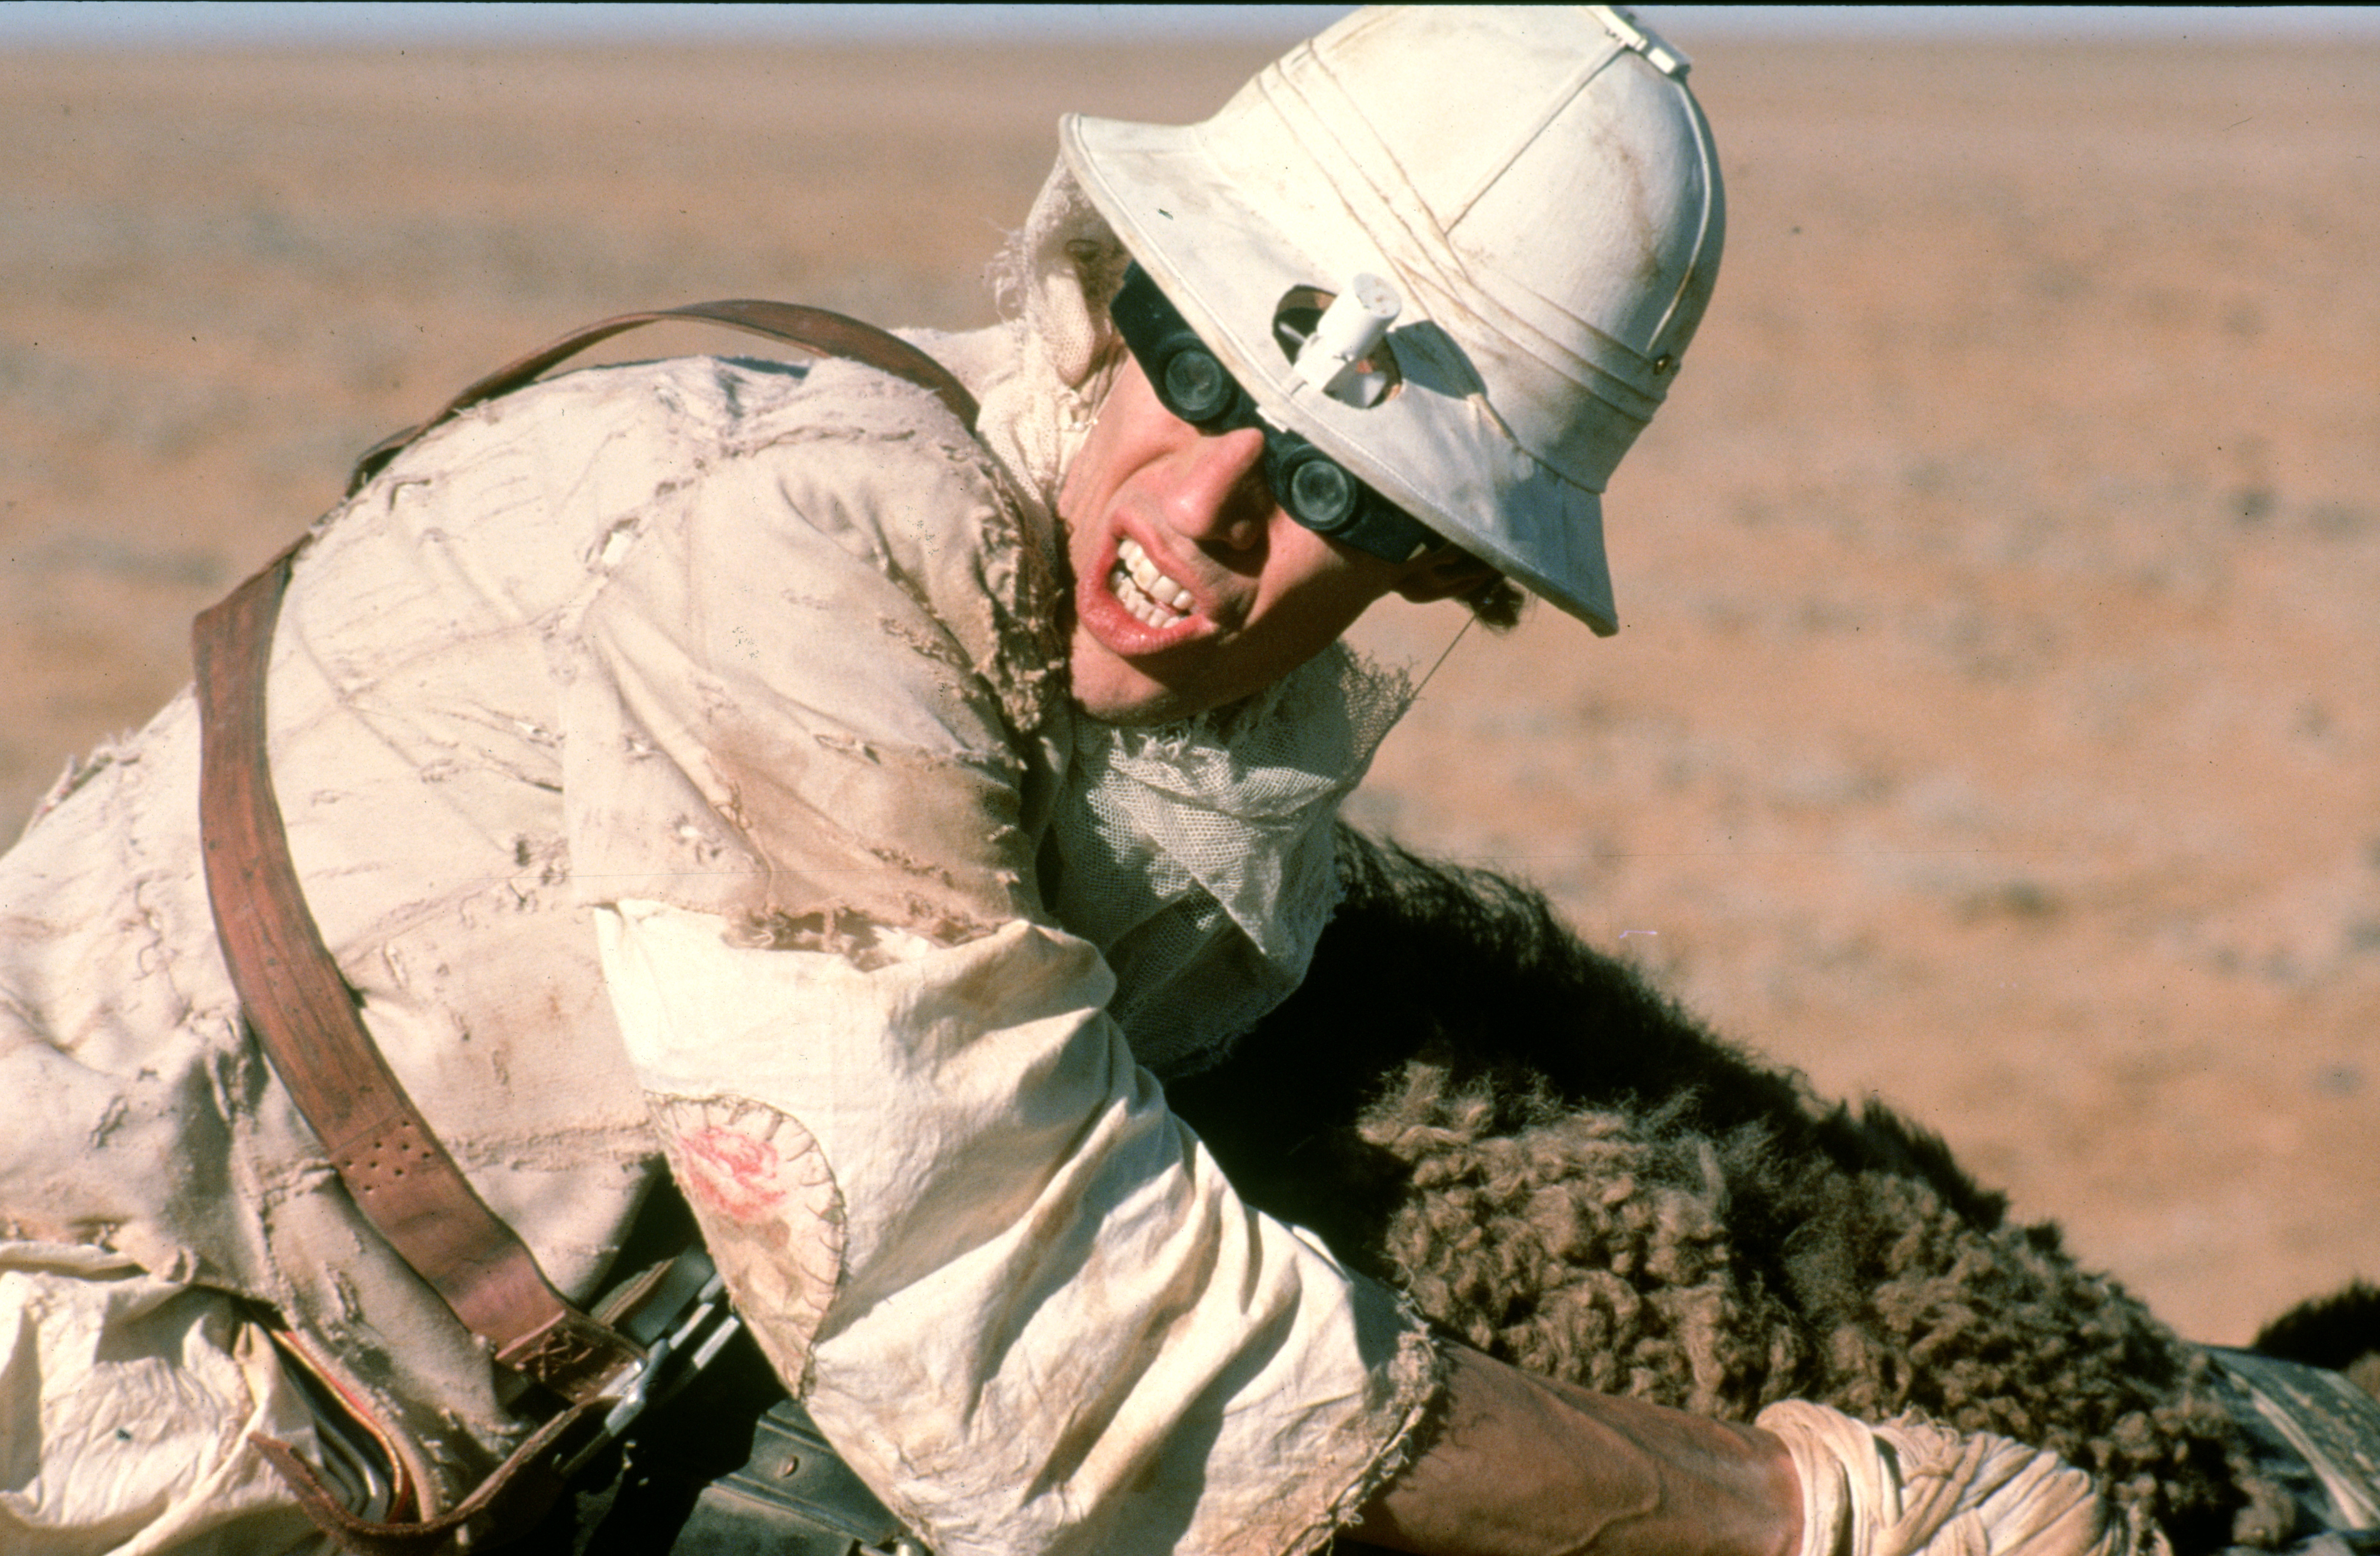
top-left (196, 553), bottom-right (638, 1403)
top-left (198, 303), bottom-right (978, 1406)
top-left (347, 299), bottom-right (979, 494)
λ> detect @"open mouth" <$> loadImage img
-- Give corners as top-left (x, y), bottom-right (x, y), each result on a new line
top-left (1109, 534), bottom-right (1197, 629)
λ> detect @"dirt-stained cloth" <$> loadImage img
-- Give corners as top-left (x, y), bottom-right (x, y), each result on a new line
top-left (0, 344), bottom-right (1434, 1555)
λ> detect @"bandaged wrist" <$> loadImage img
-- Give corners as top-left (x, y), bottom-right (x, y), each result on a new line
top-left (1755, 1400), bottom-right (2154, 1556)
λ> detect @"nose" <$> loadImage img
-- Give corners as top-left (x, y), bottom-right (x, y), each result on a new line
top-left (1162, 427), bottom-right (1272, 554)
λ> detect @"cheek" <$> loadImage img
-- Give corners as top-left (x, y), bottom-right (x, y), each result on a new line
top-left (1056, 433), bottom-right (1099, 530)
top-left (1057, 450), bottom-right (1102, 560)
top-left (1263, 532), bottom-right (1395, 641)
top-left (1058, 363), bottom-right (1167, 525)
top-left (1057, 407), bottom-right (1121, 531)
top-left (1226, 577), bottom-right (1387, 702)
top-left (1280, 594), bottom-right (1375, 672)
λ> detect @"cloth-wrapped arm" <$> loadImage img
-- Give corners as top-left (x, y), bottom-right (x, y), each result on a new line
top-left (563, 376), bottom-right (1435, 1556)
top-left (1759, 1400), bottom-right (2162, 1556)
top-left (601, 905), bottom-right (1435, 1556)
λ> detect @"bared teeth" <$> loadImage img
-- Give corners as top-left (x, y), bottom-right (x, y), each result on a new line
top-left (1110, 562), bottom-right (1186, 628)
top-left (1117, 536), bottom-right (1195, 613)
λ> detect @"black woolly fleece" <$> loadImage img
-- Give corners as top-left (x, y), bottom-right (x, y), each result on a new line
top-left (1169, 829), bottom-right (2297, 1552)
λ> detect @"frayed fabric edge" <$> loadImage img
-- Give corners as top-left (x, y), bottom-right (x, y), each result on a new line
top-left (1295, 1304), bottom-right (1450, 1556)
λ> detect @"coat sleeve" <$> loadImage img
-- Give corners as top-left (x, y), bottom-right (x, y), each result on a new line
top-left (563, 384), bottom-right (1440, 1556)
top-left (601, 906), bottom-right (1437, 1556)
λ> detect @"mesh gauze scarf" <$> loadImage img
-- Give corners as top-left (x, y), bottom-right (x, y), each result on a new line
top-left (975, 164), bottom-right (1416, 1076)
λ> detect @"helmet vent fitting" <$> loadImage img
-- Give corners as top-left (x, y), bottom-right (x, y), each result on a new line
top-left (1272, 280), bottom-right (1402, 410)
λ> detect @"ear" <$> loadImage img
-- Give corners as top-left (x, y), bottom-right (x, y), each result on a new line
top-left (1391, 546), bottom-right (1501, 605)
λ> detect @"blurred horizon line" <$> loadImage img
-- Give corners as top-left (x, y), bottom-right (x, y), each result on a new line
top-left (5, 3), bottom-right (2379, 50)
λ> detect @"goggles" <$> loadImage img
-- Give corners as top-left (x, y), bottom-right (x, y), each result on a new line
top-left (1108, 263), bottom-right (1440, 564)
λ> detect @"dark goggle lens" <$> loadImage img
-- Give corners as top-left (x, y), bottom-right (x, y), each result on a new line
top-left (1160, 348), bottom-right (1237, 426)
top-left (1281, 450), bottom-right (1360, 532)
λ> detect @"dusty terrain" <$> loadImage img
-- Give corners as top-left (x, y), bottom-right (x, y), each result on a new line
top-left (3, 33), bottom-right (2373, 1345)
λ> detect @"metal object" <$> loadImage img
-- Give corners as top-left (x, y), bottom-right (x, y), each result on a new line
top-left (560, 1255), bottom-right (746, 1481)
top-left (1292, 273), bottom-right (1400, 401)
top-left (667, 1397), bottom-right (923, 1556)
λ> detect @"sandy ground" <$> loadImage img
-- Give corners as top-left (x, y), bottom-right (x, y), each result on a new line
top-left (2, 33), bottom-right (2373, 1347)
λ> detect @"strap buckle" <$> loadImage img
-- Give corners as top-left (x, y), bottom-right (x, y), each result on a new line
top-left (558, 1249), bottom-right (744, 1479)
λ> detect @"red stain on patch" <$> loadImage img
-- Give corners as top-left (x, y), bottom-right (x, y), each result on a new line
top-left (677, 1125), bottom-right (787, 1221)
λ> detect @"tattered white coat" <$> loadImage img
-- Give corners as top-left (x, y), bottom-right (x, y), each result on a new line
top-left (0, 343), bottom-right (1434, 1556)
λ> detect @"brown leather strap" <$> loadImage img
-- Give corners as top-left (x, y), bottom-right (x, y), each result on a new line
top-left (196, 302), bottom-right (979, 1418)
top-left (251, 1400), bottom-right (600, 1556)
top-left (195, 553), bottom-right (641, 1405)
top-left (347, 299), bottom-right (980, 494)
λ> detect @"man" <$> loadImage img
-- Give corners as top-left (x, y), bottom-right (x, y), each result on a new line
top-left (0, 8), bottom-right (2139, 1556)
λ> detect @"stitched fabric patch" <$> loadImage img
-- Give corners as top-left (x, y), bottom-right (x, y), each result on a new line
top-left (649, 1092), bottom-right (846, 1392)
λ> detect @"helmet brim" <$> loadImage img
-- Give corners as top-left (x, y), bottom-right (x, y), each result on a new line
top-left (1061, 110), bottom-right (1620, 636)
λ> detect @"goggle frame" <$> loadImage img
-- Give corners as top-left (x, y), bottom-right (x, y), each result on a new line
top-left (1108, 264), bottom-right (1439, 565)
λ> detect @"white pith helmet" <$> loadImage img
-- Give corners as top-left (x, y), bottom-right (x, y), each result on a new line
top-left (1061, 4), bottom-right (1724, 635)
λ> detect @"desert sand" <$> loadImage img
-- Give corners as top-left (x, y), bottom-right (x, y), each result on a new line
top-left (2, 31), bottom-right (2373, 1346)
